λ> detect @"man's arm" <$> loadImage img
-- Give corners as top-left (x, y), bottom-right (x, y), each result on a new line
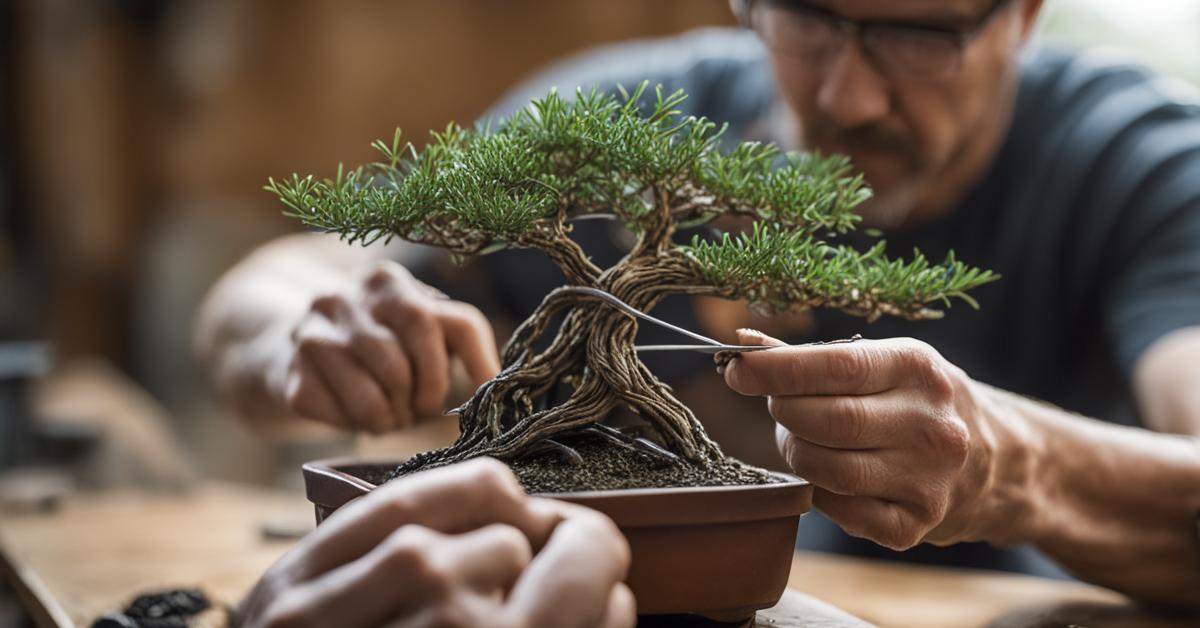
top-left (194, 232), bottom-right (500, 432)
top-left (1134, 327), bottom-right (1200, 436)
top-left (725, 329), bottom-right (1200, 608)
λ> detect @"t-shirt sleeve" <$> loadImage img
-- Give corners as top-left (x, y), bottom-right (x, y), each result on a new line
top-left (1103, 107), bottom-right (1200, 375)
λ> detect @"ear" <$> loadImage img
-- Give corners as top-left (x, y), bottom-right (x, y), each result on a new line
top-left (1015, 0), bottom-right (1044, 42)
top-left (729, 0), bottom-right (751, 28)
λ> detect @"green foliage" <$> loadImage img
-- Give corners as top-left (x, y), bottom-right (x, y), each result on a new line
top-left (694, 146), bottom-right (869, 234)
top-left (265, 81), bottom-right (870, 245)
top-left (683, 224), bottom-right (996, 320)
top-left (266, 81), bottom-right (995, 318)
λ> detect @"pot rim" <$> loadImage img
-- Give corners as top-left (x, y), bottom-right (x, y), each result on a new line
top-left (303, 456), bottom-right (812, 528)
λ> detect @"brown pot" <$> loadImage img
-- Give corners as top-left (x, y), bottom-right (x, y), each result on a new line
top-left (302, 458), bottom-right (812, 622)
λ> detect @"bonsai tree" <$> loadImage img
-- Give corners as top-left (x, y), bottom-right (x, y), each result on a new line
top-left (267, 83), bottom-right (994, 490)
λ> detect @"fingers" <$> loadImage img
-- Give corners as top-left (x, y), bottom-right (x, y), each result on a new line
top-left (726, 337), bottom-right (940, 397)
top-left (246, 460), bottom-right (629, 628)
top-left (437, 300), bottom-right (502, 386)
top-left (812, 489), bottom-right (930, 551)
top-left (276, 523), bottom-right (532, 628)
top-left (393, 309), bottom-right (451, 418)
top-left (299, 459), bottom-right (558, 578)
top-left (370, 293), bottom-right (451, 418)
top-left (284, 358), bottom-right (346, 428)
top-left (598, 584), bottom-right (637, 628)
top-left (306, 341), bottom-right (395, 434)
top-left (287, 294), bottom-right (412, 432)
top-left (363, 263), bottom-right (499, 415)
top-left (504, 508), bottom-right (631, 628)
top-left (735, 328), bottom-right (787, 348)
top-left (287, 258), bottom-right (502, 430)
top-left (775, 425), bottom-right (893, 497)
top-left (345, 319), bottom-right (415, 428)
top-left (268, 526), bottom-right (441, 628)
top-left (438, 523), bottom-right (533, 593)
top-left (767, 392), bottom-right (917, 449)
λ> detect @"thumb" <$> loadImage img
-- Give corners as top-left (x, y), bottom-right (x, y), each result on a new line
top-left (719, 328), bottom-right (787, 390)
top-left (735, 328), bottom-right (786, 347)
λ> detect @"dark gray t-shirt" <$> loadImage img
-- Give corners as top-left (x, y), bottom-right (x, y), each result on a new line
top-left (479, 27), bottom-right (1200, 427)
top-left (431, 28), bottom-right (1200, 574)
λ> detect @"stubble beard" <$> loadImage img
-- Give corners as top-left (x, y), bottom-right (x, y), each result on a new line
top-left (853, 177), bottom-right (922, 229)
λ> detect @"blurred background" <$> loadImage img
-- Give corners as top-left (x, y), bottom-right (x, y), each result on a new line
top-left (1, 0), bottom-right (1198, 492)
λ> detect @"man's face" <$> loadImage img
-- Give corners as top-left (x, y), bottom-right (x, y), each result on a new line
top-left (757, 0), bottom-right (1038, 227)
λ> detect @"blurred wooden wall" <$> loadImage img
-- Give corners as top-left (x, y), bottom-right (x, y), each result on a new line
top-left (9, 0), bottom-right (737, 372)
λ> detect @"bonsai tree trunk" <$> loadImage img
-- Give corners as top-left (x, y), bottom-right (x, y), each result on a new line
top-left (394, 198), bottom-right (730, 477)
top-left (268, 84), bottom-right (996, 487)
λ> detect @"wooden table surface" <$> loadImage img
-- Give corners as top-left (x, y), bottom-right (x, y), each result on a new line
top-left (2, 484), bottom-right (1193, 628)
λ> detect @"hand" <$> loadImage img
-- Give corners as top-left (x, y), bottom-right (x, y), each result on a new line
top-left (724, 329), bottom-right (1013, 550)
top-left (275, 261), bottom-right (501, 433)
top-left (238, 458), bottom-right (635, 628)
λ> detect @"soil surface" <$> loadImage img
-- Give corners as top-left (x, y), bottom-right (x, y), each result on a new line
top-left (509, 433), bottom-right (780, 493)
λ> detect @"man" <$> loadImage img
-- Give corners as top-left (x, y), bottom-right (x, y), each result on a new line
top-left (197, 0), bottom-right (1200, 616)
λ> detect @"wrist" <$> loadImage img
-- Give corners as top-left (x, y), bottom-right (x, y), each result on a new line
top-left (959, 381), bottom-right (1048, 546)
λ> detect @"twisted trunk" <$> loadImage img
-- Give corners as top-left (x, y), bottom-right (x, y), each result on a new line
top-left (389, 193), bottom-right (732, 479)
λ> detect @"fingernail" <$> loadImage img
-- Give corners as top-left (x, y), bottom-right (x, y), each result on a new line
top-left (736, 328), bottom-right (768, 343)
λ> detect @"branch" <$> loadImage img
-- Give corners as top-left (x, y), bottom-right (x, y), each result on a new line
top-left (676, 224), bottom-right (997, 321)
top-left (519, 224), bottom-right (602, 285)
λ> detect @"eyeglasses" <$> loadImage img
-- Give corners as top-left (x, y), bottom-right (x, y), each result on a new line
top-left (743, 0), bottom-right (1014, 82)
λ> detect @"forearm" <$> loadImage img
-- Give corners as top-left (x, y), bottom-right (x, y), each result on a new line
top-left (978, 383), bottom-right (1200, 606)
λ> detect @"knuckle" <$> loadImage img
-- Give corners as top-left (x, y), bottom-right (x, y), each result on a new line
top-left (460, 304), bottom-right (492, 334)
top-left (489, 524), bottom-right (534, 569)
top-left (901, 342), bottom-right (957, 401)
top-left (829, 396), bottom-right (869, 444)
top-left (442, 300), bottom-right (486, 327)
top-left (295, 335), bottom-right (335, 362)
top-left (823, 347), bottom-right (871, 390)
top-left (776, 428), bottom-right (804, 471)
top-left (368, 293), bottom-right (416, 323)
top-left (379, 528), bottom-right (443, 587)
top-left (406, 306), bottom-right (440, 334)
top-left (370, 489), bottom-right (417, 521)
top-left (911, 489), bottom-right (949, 526)
top-left (923, 363), bottom-right (958, 404)
top-left (310, 292), bottom-right (350, 317)
top-left (922, 417), bottom-right (970, 463)
top-left (347, 325), bottom-right (389, 353)
top-left (877, 511), bottom-right (923, 551)
top-left (464, 458), bottom-right (524, 502)
top-left (364, 262), bottom-right (404, 291)
top-left (841, 457), bottom-right (874, 494)
top-left (579, 509), bottom-right (630, 566)
top-left (879, 527), bottom-right (921, 552)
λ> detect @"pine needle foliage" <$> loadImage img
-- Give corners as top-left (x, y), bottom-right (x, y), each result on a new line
top-left (264, 82), bottom-right (1000, 476)
top-left (266, 81), bottom-right (995, 320)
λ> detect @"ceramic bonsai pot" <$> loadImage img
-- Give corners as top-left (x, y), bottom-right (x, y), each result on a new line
top-left (302, 458), bottom-right (812, 621)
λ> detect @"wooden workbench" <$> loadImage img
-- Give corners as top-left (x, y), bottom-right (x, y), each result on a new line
top-left (2, 483), bottom-right (1191, 628)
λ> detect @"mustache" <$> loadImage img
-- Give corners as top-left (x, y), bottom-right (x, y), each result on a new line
top-left (807, 119), bottom-right (923, 168)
